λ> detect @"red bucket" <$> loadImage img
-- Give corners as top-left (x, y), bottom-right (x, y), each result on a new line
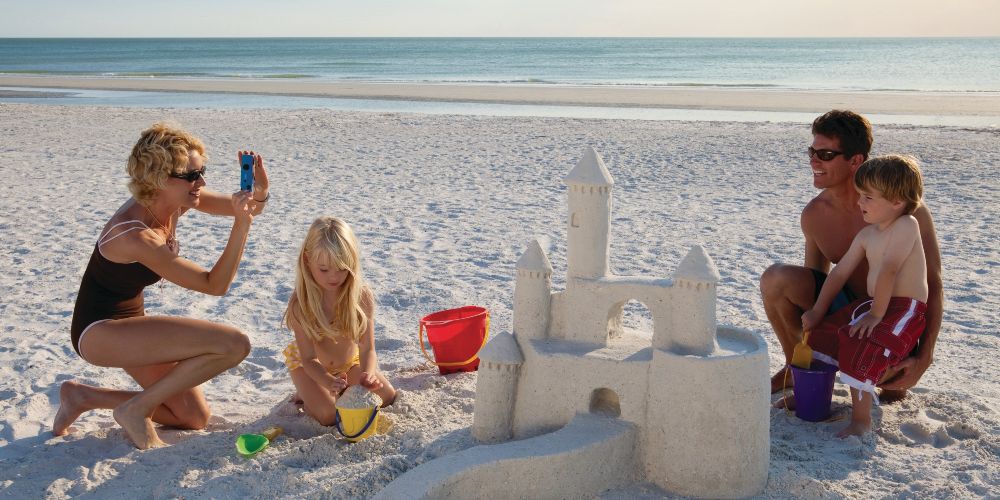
top-left (418, 306), bottom-right (490, 375)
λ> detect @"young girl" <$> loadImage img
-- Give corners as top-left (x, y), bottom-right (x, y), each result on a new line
top-left (283, 216), bottom-right (396, 426)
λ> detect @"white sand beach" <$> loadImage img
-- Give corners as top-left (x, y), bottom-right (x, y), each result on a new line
top-left (1, 100), bottom-right (998, 498)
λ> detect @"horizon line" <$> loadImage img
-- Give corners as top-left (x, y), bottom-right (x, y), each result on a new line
top-left (2, 35), bottom-right (999, 40)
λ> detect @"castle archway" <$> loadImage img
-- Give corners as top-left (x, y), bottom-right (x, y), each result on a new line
top-left (589, 388), bottom-right (621, 417)
top-left (606, 299), bottom-right (654, 340)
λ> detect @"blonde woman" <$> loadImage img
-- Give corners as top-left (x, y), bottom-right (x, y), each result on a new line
top-left (54, 123), bottom-right (269, 449)
top-left (283, 217), bottom-right (396, 426)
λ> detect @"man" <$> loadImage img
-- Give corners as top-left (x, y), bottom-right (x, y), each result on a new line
top-left (760, 110), bottom-right (943, 402)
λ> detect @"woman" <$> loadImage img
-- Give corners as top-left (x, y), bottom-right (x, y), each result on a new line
top-left (54, 123), bottom-right (269, 449)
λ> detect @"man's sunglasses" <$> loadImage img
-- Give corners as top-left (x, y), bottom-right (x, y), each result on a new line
top-left (168, 168), bottom-right (207, 182)
top-left (808, 147), bottom-right (845, 162)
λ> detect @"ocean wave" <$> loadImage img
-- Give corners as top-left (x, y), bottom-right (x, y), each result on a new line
top-left (2, 71), bottom-right (997, 94)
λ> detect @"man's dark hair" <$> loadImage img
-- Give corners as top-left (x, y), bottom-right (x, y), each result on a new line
top-left (811, 110), bottom-right (873, 161)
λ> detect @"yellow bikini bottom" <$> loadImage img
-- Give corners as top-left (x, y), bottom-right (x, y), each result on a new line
top-left (283, 341), bottom-right (360, 376)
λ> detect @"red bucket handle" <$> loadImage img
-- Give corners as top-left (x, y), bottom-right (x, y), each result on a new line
top-left (418, 310), bottom-right (490, 367)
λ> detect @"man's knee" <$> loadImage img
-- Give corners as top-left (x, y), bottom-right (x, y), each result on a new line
top-left (760, 263), bottom-right (792, 298)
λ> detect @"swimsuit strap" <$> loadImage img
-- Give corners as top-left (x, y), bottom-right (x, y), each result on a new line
top-left (97, 220), bottom-right (152, 247)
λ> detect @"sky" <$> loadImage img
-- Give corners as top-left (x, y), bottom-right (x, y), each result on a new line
top-left (1, 0), bottom-right (998, 38)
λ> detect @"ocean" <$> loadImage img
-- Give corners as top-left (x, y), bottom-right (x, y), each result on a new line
top-left (2, 38), bottom-right (998, 126)
top-left (2, 37), bottom-right (999, 92)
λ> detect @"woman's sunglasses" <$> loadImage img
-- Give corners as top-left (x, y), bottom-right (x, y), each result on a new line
top-left (168, 168), bottom-right (207, 182)
top-left (807, 147), bottom-right (845, 162)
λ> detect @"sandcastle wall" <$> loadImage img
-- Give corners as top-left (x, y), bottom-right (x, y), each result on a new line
top-left (510, 336), bottom-right (652, 439)
top-left (644, 326), bottom-right (770, 497)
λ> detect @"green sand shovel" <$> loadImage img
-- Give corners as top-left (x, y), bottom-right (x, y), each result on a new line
top-left (236, 426), bottom-right (283, 458)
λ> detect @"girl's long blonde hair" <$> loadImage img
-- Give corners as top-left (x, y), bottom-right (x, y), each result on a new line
top-left (283, 217), bottom-right (368, 343)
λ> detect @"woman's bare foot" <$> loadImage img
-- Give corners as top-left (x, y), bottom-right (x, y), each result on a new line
top-left (52, 381), bottom-right (86, 436)
top-left (113, 400), bottom-right (166, 450)
top-left (836, 420), bottom-right (872, 438)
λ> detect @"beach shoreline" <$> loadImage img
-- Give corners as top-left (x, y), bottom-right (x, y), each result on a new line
top-left (3, 75), bottom-right (999, 116)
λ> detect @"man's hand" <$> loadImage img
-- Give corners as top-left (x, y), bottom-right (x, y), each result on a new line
top-left (879, 356), bottom-right (930, 391)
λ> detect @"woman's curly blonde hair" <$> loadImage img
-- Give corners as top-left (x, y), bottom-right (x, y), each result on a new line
top-left (126, 123), bottom-right (207, 205)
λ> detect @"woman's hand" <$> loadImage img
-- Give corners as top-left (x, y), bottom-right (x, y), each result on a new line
top-left (230, 190), bottom-right (254, 226)
top-left (236, 150), bottom-right (269, 204)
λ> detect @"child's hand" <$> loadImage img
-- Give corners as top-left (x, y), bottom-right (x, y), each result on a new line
top-left (849, 313), bottom-right (882, 338)
top-left (325, 375), bottom-right (348, 394)
top-left (359, 372), bottom-right (384, 391)
top-left (801, 309), bottom-right (824, 333)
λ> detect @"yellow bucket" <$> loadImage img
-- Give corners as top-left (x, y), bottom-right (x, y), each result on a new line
top-left (334, 405), bottom-right (380, 442)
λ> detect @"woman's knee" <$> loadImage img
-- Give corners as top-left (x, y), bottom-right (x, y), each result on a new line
top-left (160, 392), bottom-right (212, 430)
top-left (213, 325), bottom-right (251, 362)
top-left (176, 406), bottom-right (212, 430)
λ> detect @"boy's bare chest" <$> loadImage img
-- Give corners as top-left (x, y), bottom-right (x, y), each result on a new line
top-left (863, 226), bottom-right (900, 268)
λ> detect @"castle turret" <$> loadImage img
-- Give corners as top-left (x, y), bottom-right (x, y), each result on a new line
top-left (472, 332), bottom-right (524, 443)
top-left (658, 245), bottom-right (720, 355)
top-left (564, 147), bottom-right (614, 280)
top-left (513, 239), bottom-right (552, 341)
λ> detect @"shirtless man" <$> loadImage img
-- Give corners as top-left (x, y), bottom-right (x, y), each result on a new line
top-left (759, 110), bottom-right (943, 401)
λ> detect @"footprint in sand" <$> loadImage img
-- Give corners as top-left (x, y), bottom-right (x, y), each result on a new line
top-left (897, 408), bottom-right (981, 448)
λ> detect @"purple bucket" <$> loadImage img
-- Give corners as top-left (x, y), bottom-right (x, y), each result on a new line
top-left (790, 361), bottom-right (838, 422)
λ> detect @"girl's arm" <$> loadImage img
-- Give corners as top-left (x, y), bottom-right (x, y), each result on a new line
top-left (289, 313), bottom-right (347, 393)
top-left (355, 289), bottom-right (385, 390)
top-left (357, 289), bottom-right (379, 374)
top-left (851, 216), bottom-right (920, 337)
top-left (193, 153), bottom-right (270, 217)
top-left (130, 192), bottom-right (254, 296)
top-left (802, 231), bottom-right (867, 331)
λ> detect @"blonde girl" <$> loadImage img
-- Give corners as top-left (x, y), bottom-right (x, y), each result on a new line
top-left (283, 217), bottom-right (396, 425)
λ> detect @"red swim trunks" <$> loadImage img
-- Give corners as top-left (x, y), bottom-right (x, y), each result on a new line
top-left (807, 297), bottom-right (927, 398)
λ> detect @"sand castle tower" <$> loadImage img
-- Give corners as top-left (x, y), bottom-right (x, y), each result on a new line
top-left (471, 332), bottom-right (523, 444)
top-left (566, 147), bottom-right (613, 280)
top-left (376, 148), bottom-right (769, 500)
top-left (511, 239), bottom-right (552, 342)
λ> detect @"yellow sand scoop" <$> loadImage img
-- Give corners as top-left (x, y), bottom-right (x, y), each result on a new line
top-left (781, 331), bottom-right (813, 414)
top-left (791, 330), bottom-right (813, 369)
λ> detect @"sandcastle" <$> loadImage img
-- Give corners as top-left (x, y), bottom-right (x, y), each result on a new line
top-left (377, 148), bottom-right (769, 499)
